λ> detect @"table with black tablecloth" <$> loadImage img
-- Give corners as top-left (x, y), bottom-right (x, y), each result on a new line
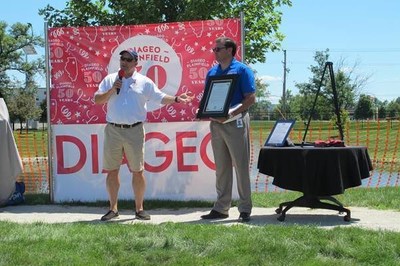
top-left (257, 146), bottom-right (373, 221)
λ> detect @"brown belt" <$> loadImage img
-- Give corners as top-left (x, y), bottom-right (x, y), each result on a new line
top-left (108, 122), bottom-right (142, 128)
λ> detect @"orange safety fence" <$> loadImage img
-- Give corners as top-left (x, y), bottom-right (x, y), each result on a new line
top-left (14, 130), bottom-right (49, 194)
top-left (12, 119), bottom-right (400, 194)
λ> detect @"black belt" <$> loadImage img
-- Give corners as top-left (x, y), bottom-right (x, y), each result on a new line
top-left (108, 122), bottom-right (142, 128)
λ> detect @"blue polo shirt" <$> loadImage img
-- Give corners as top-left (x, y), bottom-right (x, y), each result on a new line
top-left (206, 58), bottom-right (256, 107)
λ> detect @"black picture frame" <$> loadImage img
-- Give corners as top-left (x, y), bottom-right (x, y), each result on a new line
top-left (264, 119), bottom-right (296, 147)
top-left (196, 74), bottom-right (239, 118)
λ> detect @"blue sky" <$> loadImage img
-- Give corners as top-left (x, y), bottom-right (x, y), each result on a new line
top-left (253, 0), bottom-right (400, 103)
top-left (2, 0), bottom-right (399, 104)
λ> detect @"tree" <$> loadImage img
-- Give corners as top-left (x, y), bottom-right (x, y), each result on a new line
top-left (275, 89), bottom-right (295, 120)
top-left (0, 21), bottom-right (45, 131)
top-left (294, 50), bottom-right (332, 120)
top-left (7, 89), bottom-right (42, 133)
top-left (39, 99), bottom-right (48, 130)
top-left (354, 94), bottom-right (374, 120)
top-left (39, 0), bottom-right (292, 64)
top-left (0, 22), bottom-right (44, 96)
top-left (386, 100), bottom-right (400, 119)
top-left (249, 76), bottom-right (271, 120)
top-left (293, 50), bottom-right (366, 121)
top-left (378, 103), bottom-right (387, 119)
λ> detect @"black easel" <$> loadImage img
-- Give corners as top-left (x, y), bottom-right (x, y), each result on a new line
top-left (301, 62), bottom-right (344, 146)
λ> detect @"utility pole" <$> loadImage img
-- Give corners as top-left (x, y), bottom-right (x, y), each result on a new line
top-left (282, 50), bottom-right (287, 118)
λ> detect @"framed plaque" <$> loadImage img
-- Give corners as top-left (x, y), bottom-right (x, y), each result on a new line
top-left (196, 74), bottom-right (239, 118)
top-left (264, 120), bottom-right (296, 147)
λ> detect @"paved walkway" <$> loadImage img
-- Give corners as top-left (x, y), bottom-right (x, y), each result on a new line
top-left (1, 205), bottom-right (400, 232)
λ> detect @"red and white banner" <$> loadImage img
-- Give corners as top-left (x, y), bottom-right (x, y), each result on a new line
top-left (48, 19), bottom-right (241, 124)
top-left (48, 19), bottom-right (242, 201)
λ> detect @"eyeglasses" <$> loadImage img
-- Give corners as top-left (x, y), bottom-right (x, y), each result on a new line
top-left (212, 46), bottom-right (227, 52)
top-left (120, 57), bottom-right (134, 62)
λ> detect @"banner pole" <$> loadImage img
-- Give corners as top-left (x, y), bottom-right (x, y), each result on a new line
top-left (240, 11), bottom-right (245, 62)
top-left (44, 21), bottom-right (54, 203)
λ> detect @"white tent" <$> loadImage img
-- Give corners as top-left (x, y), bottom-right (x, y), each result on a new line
top-left (0, 98), bottom-right (23, 205)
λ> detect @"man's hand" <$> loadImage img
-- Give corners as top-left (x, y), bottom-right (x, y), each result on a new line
top-left (176, 92), bottom-right (194, 104)
top-left (113, 79), bottom-right (122, 94)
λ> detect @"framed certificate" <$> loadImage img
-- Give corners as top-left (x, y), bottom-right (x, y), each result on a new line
top-left (264, 120), bottom-right (296, 147)
top-left (196, 74), bottom-right (238, 118)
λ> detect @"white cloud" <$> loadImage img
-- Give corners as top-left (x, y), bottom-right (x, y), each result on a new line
top-left (339, 66), bottom-right (353, 73)
top-left (259, 75), bottom-right (282, 83)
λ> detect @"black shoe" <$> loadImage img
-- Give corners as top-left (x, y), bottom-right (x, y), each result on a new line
top-left (101, 210), bottom-right (119, 221)
top-left (201, 210), bottom-right (229, 219)
top-left (238, 212), bottom-right (251, 222)
top-left (135, 210), bottom-right (151, 220)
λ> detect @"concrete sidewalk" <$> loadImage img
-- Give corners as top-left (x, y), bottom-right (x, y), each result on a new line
top-left (1, 205), bottom-right (400, 232)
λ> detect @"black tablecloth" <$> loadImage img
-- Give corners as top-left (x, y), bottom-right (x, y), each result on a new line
top-left (257, 146), bottom-right (373, 196)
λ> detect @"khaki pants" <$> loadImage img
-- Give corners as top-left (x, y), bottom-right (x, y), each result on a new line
top-left (103, 123), bottom-right (145, 172)
top-left (210, 113), bottom-right (252, 215)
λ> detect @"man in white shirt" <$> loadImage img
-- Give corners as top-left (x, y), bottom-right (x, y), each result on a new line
top-left (94, 48), bottom-right (193, 221)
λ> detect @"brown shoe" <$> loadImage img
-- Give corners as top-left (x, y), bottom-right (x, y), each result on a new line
top-left (201, 210), bottom-right (229, 219)
top-left (101, 210), bottom-right (119, 221)
top-left (135, 210), bottom-right (151, 220)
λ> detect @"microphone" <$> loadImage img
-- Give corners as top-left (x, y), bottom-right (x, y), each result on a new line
top-left (117, 69), bottom-right (125, 95)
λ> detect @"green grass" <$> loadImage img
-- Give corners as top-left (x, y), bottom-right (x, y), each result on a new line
top-left (0, 223), bottom-right (399, 265)
top-left (2, 187), bottom-right (400, 265)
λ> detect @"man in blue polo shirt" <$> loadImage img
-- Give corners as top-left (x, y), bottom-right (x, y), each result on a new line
top-left (201, 37), bottom-right (256, 222)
